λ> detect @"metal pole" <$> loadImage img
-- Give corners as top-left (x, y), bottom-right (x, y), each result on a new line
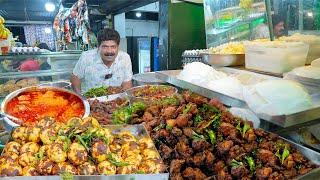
top-left (265, 0), bottom-right (274, 41)
top-left (298, 0), bottom-right (303, 31)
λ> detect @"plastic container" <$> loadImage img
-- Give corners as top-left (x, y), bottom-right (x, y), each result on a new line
top-left (244, 41), bottom-right (309, 74)
top-left (280, 34), bottom-right (320, 64)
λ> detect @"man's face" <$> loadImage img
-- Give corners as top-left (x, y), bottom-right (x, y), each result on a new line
top-left (274, 22), bottom-right (285, 37)
top-left (99, 40), bottom-right (119, 62)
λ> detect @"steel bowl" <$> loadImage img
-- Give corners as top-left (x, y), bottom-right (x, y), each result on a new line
top-left (0, 86), bottom-right (90, 128)
top-left (202, 53), bottom-right (245, 67)
top-left (126, 85), bottom-right (178, 105)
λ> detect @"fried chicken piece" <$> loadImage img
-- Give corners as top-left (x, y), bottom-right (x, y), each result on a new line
top-left (268, 172), bottom-right (285, 180)
top-left (244, 128), bottom-right (256, 142)
top-left (292, 152), bottom-right (306, 164)
top-left (283, 155), bottom-right (295, 169)
top-left (256, 167), bottom-right (273, 179)
top-left (183, 91), bottom-right (208, 105)
top-left (182, 167), bottom-right (207, 180)
top-left (257, 149), bottom-right (278, 166)
top-left (217, 170), bottom-right (232, 180)
top-left (283, 169), bottom-right (297, 179)
top-left (255, 128), bottom-right (268, 137)
top-left (159, 144), bottom-right (173, 160)
top-left (162, 106), bottom-right (177, 119)
top-left (176, 114), bottom-right (191, 128)
top-left (213, 161), bottom-right (226, 173)
top-left (192, 139), bottom-right (211, 152)
top-left (243, 141), bottom-right (258, 153)
top-left (183, 128), bottom-right (194, 138)
top-left (204, 150), bottom-right (215, 168)
top-left (171, 173), bottom-right (184, 180)
top-left (217, 140), bottom-right (234, 154)
top-left (146, 105), bottom-right (162, 116)
top-left (219, 122), bottom-right (239, 139)
top-left (169, 159), bottom-right (185, 174)
top-left (142, 111), bottom-right (153, 122)
top-left (231, 165), bottom-right (249, 178)
top-left (175, 141), bottom-right (193, 159)
top-left (229, 145), bottom-right (245, 160)
top-left (171, 127), bottom-right (183, 137)
top-left (259, 140), bottom-right (275, 152)
top-left (208, 98), bottom-right (226, 111)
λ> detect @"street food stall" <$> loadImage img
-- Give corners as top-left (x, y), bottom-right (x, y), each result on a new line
top-left (0, 0), bottom-right (320, 179)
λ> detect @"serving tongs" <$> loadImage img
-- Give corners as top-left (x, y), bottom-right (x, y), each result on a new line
top-left (0, 111), bottom-right (24, 125)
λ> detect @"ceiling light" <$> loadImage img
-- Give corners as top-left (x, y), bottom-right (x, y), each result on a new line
top-left (307, 12), bottom-right (313, 17)
top-left (45, 2), bottom-right (55, 12)
top-left (44, 27), bottom-right (52, 34)
top-left (136, 12), bottom-right (142, 18)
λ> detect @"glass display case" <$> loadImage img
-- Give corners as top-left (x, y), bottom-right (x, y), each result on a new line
top-left (0, 51), bottom-right (81, 103)
top-left (203, 0), bottom-right (267, 47)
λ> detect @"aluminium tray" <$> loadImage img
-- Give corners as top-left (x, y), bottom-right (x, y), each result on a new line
top-left (156, 69), bottom-right (320, 128)
top-left (1, 124), bottom-right (169, 180)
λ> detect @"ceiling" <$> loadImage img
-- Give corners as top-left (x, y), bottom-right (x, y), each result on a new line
top-left (0, 0), bottom-right (158, 22)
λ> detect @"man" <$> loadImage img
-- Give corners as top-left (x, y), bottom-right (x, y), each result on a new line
top-left (71, 28), bottom-right (133, 94)
top-left (252, 14), bottom-right (285, 40)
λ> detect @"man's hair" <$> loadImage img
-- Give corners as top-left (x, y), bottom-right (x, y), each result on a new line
top-left (272, 14), bottom-right (285, 26)
top-left (97, 28), bottom-right (120, 46)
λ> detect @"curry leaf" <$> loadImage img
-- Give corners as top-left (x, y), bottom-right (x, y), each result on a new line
top-left (231, 159), bottom-right (243, 168)
top-left (245, 156), bottom-right (255, 172)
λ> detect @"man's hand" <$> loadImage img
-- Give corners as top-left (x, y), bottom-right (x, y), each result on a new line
top-left (70, 74), bottom-right (82, 94)
top-left (121, 80), bottom-right (133, 90)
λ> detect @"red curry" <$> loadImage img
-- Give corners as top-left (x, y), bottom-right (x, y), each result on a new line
top-left (5, 90), bottom-right (84, 123)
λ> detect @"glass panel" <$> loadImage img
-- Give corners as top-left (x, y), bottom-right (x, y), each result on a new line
top-left (204, 0), bottom-right (268, 47)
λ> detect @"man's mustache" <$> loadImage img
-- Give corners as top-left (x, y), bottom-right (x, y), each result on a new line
top-left (104, 53), bottom-right (115, 56)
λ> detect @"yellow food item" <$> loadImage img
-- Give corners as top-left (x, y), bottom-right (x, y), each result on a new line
top-left (3, 141), bottom-right (21, 155)
top-left (208, 42), bottom-right (245, 54)
top-left (18, 152), bottom-right (37, 167)
top-left (239, 0), bottom-right (253, 9)
top-left (0, 16), bottom-right (5, 24)
top-left (22, 166), bottom-right (38, 176)
top-left (12, 127), bottom-right (28, 143)
top-left (26, 127), bottom-right (41, 143)
top-left (48, 143), bottom-right (67, 163)
top-left (52, 162), bottom-right (77, 175)
top-left (0, 163), bottom-right (22, 176)
top-left (97, 160), bottom-right (116, 175)
top-left (68, 142), bottom-right (88, 165)
top-left (20, 142), bottom-right (40, 154)
top-left (78, 162), bottom-right (97, 175)
top-left (92, 141), bottom-right (109, 162)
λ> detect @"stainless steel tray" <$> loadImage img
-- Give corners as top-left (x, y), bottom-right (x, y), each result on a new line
top-left (156, 70), bottom-right (320, 128)
top-left (202, 53), bottom-right (245, 67)
top-left (0, 174), bottom-right (169, 180)
top-left (1, 124), bottom-right (169, 179)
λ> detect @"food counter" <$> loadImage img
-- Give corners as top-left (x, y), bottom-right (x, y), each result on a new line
top-left (0, 82), bottom-right (320, 179)
top-left (0, 51), bottom-right (81, 104)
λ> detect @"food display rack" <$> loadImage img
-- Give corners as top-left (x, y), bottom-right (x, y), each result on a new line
top-left (155, 70), bottom-right (320, 129)
top-left (0, 174), bottom-right (169, 180)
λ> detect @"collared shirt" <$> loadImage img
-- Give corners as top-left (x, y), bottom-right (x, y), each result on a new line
top-left (72, 48), bottom-right (133, 93)
top-left (251, 24), bottom-right (270, 40)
